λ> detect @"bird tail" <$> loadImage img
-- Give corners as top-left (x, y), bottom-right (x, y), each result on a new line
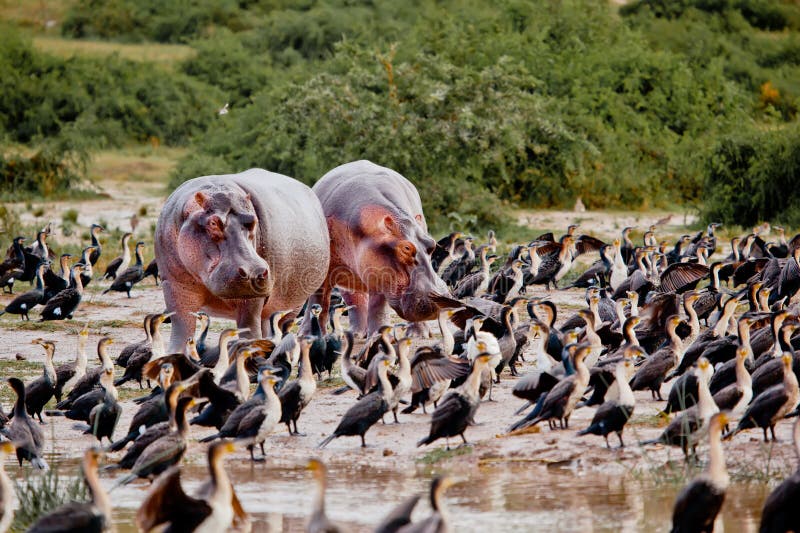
top-left (401, 404), bottom-right (418, 414)
top-left (331, 386), bottom-right (351, 396)
top-left (507, 416), bottom-right (542, 434)
top-left (107, 434), bottom-right (134, 452)
top-left (317, 434), bottom-right (337, 449)
top-left (0, 310), bottom-right (5, 317)
top-left (722, 428), bottom-right (738, 441)
top-left (639, 437), bottom-right (662, 446)
top-left (199, 433), bottom-right (220, 443)
top-left (44, 409), bottom-right (65, 416)
top-left (32, 457), bottom-right (49, 471)
top-left (112, 472), bottom-right (137, 490)
top-left (514, 401), bottom-right (532, 416)
top-left (576, 427), bottom-right (591, 437)
top-left (416, 435), bottom-right (434, 448)
top-left (113, 376), bottom-right (130, 387)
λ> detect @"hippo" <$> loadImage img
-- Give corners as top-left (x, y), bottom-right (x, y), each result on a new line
top-left (156, 169), bottom-right (330, 352)
top-left (307, 160), bottom-right (451, 335)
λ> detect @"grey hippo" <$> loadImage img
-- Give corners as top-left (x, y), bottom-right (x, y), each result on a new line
top-left (307, 160), bottom-right (451, 335)
top-left (156, 169), bottom-right (330, 352)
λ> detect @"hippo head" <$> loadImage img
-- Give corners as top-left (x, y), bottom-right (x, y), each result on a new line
top-left (355, 206), bottom-right (450, 322)
top-left (178, 186), bottom-right (270, 299)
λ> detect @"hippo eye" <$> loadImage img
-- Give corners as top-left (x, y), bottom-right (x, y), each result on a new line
top-left (239, 214), bottom-right (256, 233)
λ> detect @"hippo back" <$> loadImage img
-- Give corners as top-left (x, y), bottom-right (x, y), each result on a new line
top-left (313, 160), bottom-right (427, 231)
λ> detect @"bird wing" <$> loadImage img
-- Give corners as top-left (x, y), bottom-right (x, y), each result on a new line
top-left (574, 235), bottom-right (607, 256)
top-left (671, 480), bottom-right (725, 532)
top-left (41, 289), bottom-right (78, 316)
top-left (430, 392), bottom-right (470, 426)
top-left (235, 405), bottom-right (267, 439)
top-left (135, 466), bottom-right (210, 532)
top-left (659, 262), bottom-right (709, 293)
top-left (410, 354), bottom-right (471, 392)
top-left (453, 272), bottom-right (483, 298)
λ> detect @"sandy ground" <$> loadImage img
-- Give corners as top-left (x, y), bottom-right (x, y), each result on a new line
top-left (0, 184), bottom-right (794, 531)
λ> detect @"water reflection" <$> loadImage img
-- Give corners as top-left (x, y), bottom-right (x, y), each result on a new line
top-left (10, 455), bottom-right (773, 532)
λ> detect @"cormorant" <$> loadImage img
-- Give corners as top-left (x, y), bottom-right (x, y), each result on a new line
top-left (27, 448), bottom-right (111, 533)
top-left (85, 367), bottom-right (121, 444)
top-left (577, 359), bottom-right (636, 448)
top-left (305, 458), bottom-right (341, 533)
top-left (630, 315), bottom-right (685, 400)
top-left (101, 232), bottom-right (132, 280)
top-left (725, 354), bottom-right (799, 442)
top-left (0, 261), bottom-right (46, 320)
top-left (135, 441), bottom-right (248, 533)
top-left (233, 370), bottom-right (282, 461)
top-left (670, 412), bottom-right (729, 533)
top-left (102, 241), bottom-right (145, 298)
top-left (318, 355), bottom-right (393, 448)
top-left (25, 338), bottom-right (58, 423)
top-left (1, 378), bottom-right (47, 470)
top-left (759, 417), bottom-right (800, 533)
top-left (417, 349), bottom-right (493, 449)
top-left (39, 263), bottom-right (85, 321)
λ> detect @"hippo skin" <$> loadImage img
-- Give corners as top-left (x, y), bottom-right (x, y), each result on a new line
top-left (307, 160), bottom-right (450, 335)
top-left (156, 169), bottom-right (330, 352)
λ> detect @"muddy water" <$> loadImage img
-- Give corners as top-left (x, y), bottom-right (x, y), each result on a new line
top-left (22, 455), bottom-right (771, 532)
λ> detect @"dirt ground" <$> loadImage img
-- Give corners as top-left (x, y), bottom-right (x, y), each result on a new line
top-left (0, 182), bottom-right (796, 531)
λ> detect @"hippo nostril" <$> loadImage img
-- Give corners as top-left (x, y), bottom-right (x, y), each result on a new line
top-left (256, 268), bottom-right (268, 281)
top-left (237, 267), bottom-right (248, 279)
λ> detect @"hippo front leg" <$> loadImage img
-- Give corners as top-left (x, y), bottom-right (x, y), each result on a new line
top-left (341, 291), bottom-right (369, 337)
top-left (162, 279), bottom-right (205, 353)
top-left (367, 293), bottom-right (391, 334)
top-left (236, 299), bottom-right (264, 339)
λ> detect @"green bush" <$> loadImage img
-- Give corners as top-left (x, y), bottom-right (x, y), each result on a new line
top-left (701, 123), bottom-right (800, 227)
top-left (0, 28), bottom-right (223, 147)
top-left (62, 0), bottom-right (253, 43)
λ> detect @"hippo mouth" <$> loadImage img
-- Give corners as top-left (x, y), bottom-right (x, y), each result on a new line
top-left (206, 266), bottom-right (271, 299)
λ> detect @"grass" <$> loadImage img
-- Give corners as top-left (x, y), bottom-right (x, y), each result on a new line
top-left (12, 458), bottom-right (88, 532)
top-left (89, 146), bottom-right (187, 184)
top-left (32, 36), bottom-right (196, 68)
top-left (417, 445), bottom-right (473, 465)
top-left (0, 0), bottom-right (75, 32)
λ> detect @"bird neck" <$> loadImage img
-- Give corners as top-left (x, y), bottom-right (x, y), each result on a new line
top-left (97, 343), bottom-right (112, 369)
top-left (784, 363), bottom-right (799, 397)
top-left (310, 312), bottom-right (323, 336)
top-left (574, 356), bottom-right (589, 386)
top-left (151, 326), bottom-right (165, 359)
top-left (735, 356), bottom-right (751, 389)
top-left (711, 266), bottom-right (721, 291)
top-left (624, 324), bottom-right (640, 347)
top-left (103, 380), bottom-right (118, 402)
top-left (438, 313), bottom-right (455, 356)
top-left (214, 337), bottom-right (231, 377)
top-left (85, 459), bottom-right (112, 523)
top-left (43, 352), bottom-right (56, 383)
top-left (134, 247), bottom-right (143, 266)
top-left (299, 345), bottom-right (314, 383)
top-left (35, 268), bottom-right (45, 290)
top-left (707, 425), bottom-right (729, 490)
top-left (12, 385), bottom-right (25, 418)
top-left (615, 365), bottom-right (635, 406)
top-left (312, 471), bottom-right (327, 517)
top-left (330, 312), bottom-right (343, 336)
top-left (76, 340), bottom-right (88, 371)
top-left (378, 367), bottom-right (393, 401)
top-left (72, 270), bottom-right (84, 293)
top-left (614, 303), bottom-right (626, 329)
top-left (684, 302), bottom-right (699, 338)
top-left (696, 373), bottom-right (715, 418)
top-left (463, 361), bottom-right (486, 398)
top-left (234, 353), bottom-right (249, 399)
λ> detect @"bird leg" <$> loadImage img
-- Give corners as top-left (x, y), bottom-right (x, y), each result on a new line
top-left (618, 432), bottom-right (625, 448)
top-left (292, 419), bottom-right (306, 437)
top-left (393, 410), bottom-right (399, 424)
top-left (360, 435), bottom-right (367, 448)
top-left (770, 425), bottom-right (778, 442)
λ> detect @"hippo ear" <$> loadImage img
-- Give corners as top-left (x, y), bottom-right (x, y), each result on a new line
top-left (194, 192), bottom-right (209, 209)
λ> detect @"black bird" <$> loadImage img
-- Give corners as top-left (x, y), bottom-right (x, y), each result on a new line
top-left (0, 261), bottom-right (46, 320)
top-left (307, 304), bottom-right (328, 377)
top-left (418, 350), bottom-right (494, 450)
top-left (577, 359), bottom-right (636, 448)
top-left (759, 417), bottom-right (800, 533)
top-left (670, 412), bottom-right (729, 533)
top-left (39, 264), bottom-right (85, 321)
top-left (85, 368), bottom-right (121, 444)
top-left (103, 241), bottom-right (145, 298)
top-left (0, 378), bottom-right (47, 469)
top-left (88, 223), bottom-right (103, 265)
top-left (102, 232), bottom-right (132, 280)
top-left (0, 236), bottom-right (25, 293)
top-left (318, 356), bottom-right (393, 448)
top-left (25, 338), bottom-right (58, 423)
top-left (56, 336), bottom-right (114, 411)
top-left (279, 336), bottom-right (317, 435)
top-left (42, 253), bottom-right (72, 302)
top-left (116, 396), bottom-right (196, 484)
top-left (27, 448), bottom-right (111, 533)
top-left (134, 441), bottom-right (246, 533)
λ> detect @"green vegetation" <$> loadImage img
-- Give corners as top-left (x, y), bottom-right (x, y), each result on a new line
top-left (13, 459), bottom-right (88, 531)
top-left (2, 0), bottom-right (800, 229)
top-left (417, 445), bottom-right (473, 464)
